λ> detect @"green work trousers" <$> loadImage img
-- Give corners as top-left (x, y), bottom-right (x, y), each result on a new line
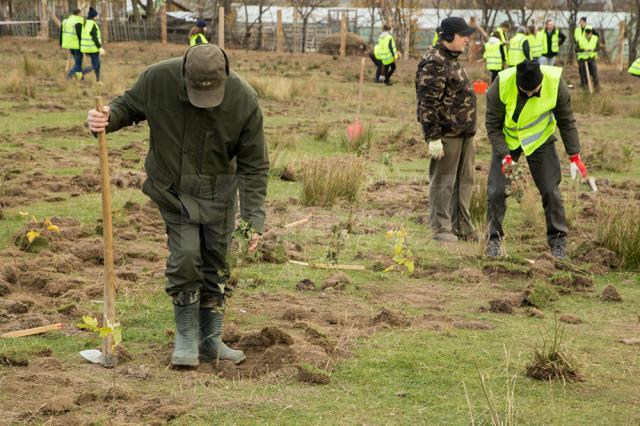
top-left (161, 196), bottom-right (236, 305)
top-left (428, 136), bottom-right (476, 237)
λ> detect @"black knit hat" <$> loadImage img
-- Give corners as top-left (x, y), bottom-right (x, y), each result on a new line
top-left (516, 60), bottom-right (543, 91)
top-left (87, 6), bottom-right (98, 19)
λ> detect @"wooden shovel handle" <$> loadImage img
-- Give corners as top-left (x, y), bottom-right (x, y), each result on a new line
top-left (95, 97), bottom-right (117, 368)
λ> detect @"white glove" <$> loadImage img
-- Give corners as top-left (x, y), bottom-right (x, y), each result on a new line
top-left (99, 47), bottom-right (106, 56)
top-left (428, 139), bottom-right (444, 160)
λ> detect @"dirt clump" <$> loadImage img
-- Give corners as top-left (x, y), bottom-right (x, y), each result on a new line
top-left (295, 322), bottom-right (335, 353)
top-left (530, 253), bottom-right (557, 277)
top-left (104, 386), bottom-right (133, 401)
top-left (601, 284), bottom-right (622, 302)
top-left (71, 238), bottom-right (122, 264)
top-left (526, 308), bottom-right (545, 319)
top-left (281, 308), bottom-right (309, 322)
top-left (559, 314), bottom-right (582, 324)
top-left (582, 247), bottom-right (620, 270)
top-left (489, 299), bottom-right (514, 314)
top-left (453, 321), bottom-right (495, 331)
top-left (239, 327), bottom-right (294, 348)
top-left (74, 392), bottom-right (98, 405)
top-left (297, 364), bottom-right (331, 384)
top-left (0, 352), bottom-right (30, 366)
top-left (520, 283), bottom-right (558, 309)
top-left (121, 364), bottom-right (152, 380)
top-left (0, 279), bottom-right (11, 296)
top-left (371, 308), bottom-right (410, 327)
top-left (42, 396), bottom-right (76, 414)
top-left (322, 272), bottom-right (351, 290)
top-left (111, 170), bottom-right (145, 189)
top-left (295, 278), bottom-right (316, 291)
top-left (280, 164), bottom-right (297, 181)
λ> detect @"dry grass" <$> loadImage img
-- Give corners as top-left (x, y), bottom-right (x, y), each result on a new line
top-left (313, 122), bottom-right (331, 141)
top-left (342, 123), bottom-right (374, 156)
top-left (246, 76), bottom-right (301, 101)
top-left (586, 141), bottom-right (634, 173)
top-left (525, 318), bottom-right (582, 382)
top-left (300, 157), bottom-right (365, 207)
top-left (520, 184), bottom-right (543, 227)
top-left (596, 204), bottom-right (640, 270)
top-left (572, 92), bottom-right (616, 116)
top-left (0, 71), bottom-right (37, 99)
top-left (267, 128), bottom-right (298, 151)
top-left (470, 174), bottom-right (487, 227)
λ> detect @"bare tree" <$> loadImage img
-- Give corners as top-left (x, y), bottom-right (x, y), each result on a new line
top-left (630, 0), bottom-right (640, 60)
top-left (359, 0), bottom-right (379, 44)
top-left (432, 0), bottom-right (452, 23)
top-left (241, 0), bottom-right (272, 49)
top-left (290, 0), bottom-right (333, 53)
top-left (378, 0), bottom-right (420, 53)
top-left (503, 0), bottom-right (545, 27)
top-left (475, 0), bottom-right (501, 34)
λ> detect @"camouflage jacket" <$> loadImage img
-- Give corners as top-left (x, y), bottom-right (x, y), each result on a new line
top-left (415, 44), bottom-right (477, 141)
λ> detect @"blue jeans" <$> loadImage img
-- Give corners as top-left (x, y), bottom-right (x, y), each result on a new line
top-left (67, 49), bottom-right (83, 79)
top-left (83, 52), bottom-right (101, 81)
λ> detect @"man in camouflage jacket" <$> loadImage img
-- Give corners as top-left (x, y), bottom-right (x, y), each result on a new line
top-left (416, 17), bottom-right (477, 242)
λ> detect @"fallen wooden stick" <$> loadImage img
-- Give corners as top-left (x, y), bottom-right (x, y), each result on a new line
top-left (1, 323), bottom-right (64, 339)
top-left (283, 218), bottom-right (309, 229)
top-left (289, 260), bottom-right (365, 271)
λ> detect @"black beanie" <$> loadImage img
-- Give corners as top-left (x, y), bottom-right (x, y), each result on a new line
top-left (88, 7), bottom-right (98, 19)
top-left (516, 60), bottom-right (543, 91)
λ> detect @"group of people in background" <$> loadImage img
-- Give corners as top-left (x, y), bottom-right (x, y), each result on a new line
top-left (59, 6), bottom-right (104, 81)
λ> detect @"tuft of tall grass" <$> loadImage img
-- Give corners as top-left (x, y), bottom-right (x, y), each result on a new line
top-left (525, 317), bottom-right (582, 382)
top-left (246, 76), bottom-right (300, 101)
top-left (22, 54), bottom-right (39, 76)
top-left (267, 129), bottom-right (298, 151)
top-left (520, 184), bottom-right (543, 227)
top-left (300, 157), bottom-right (365, 207)
top-left (0, 71), bottom-right (37, 99)
top-left (470, 174), bottom-right (487, 227)
top-left (313, 122), bottom-right (331, 141)
top-left (572, 92), bottom-right (616, 115)
top-left (587, 141), bottom-right (633, 173)
top-left (595, 204), bottom-right (640, 270)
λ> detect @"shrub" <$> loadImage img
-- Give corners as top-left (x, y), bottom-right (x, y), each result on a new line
top-left (595, 204), bottom-right (640, 270)
top-left (300, 157), bottom-right (365, 207)
top-left (246, 76), bottom-right (300, 101)
top-left (572, 92), bottom-right (616, 116)
top-left (313, 122), bottom-right (331, 141)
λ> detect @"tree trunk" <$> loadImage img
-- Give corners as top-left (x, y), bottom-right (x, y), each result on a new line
top-left (631, 1), bottom-right (640, 62)
top-left (256, 4), bottom-right (263, 50)
top-left (131, 0), bottom-right (140, 22)
top-left (301, 16), bottom-right (308, 53)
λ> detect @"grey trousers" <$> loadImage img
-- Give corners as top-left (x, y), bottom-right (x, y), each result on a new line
top-left (161, 205), bottom-right (235, 305)
top-left (486, 141), bottom-right (568, 247)
top-left (539, 56), bottom-right (557, 66)
top-left (429, 136), bottom-right (476, 236)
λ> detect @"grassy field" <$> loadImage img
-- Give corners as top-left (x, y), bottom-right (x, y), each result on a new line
top-left (0, 38), bottom-right (639, 424)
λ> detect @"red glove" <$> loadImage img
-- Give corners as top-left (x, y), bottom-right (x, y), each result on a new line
top-left (501, 155), bottom-right (513, 176)
top-left (570, 154), bottom-right (587, 178)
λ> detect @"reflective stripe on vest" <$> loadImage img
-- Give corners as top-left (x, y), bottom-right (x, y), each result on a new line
top-left (540, 29), bottom-right (559, 54)
top-left (80, 19), bottom-right (101, 53)
top-left (527, 33), bottom-right (543, 58)
top-left (484, 42), bottom-right (502, 71)
top-left (498, 65), bottom-right (562, 156)
top-left (577, 35), bottom-right (598, 60)
top-left (374, 33), bottom-right (397, 65)
top-left (507, 33), bottom-right (526, 66)
top-left (629, 58), bottom-right (640, 76)
top-left (61, 15), bottom-right (84, 50)
top-left (189, 33), bottom-right (208, 46)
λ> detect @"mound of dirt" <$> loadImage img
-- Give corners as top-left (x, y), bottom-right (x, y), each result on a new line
top-left (582, 247), bottom-right (620, 270)
top-left (526, 307), bottom-right (545, 319)
top-left (371, 308), bottom-right (410, 327)
top-left (489, 299), bottom-right (514, 314)
top-left (322, 272), bottom-right (351, 290)
top-left (239, 327), bottom-right (294, 348)
top-left (530, 253), bottom-right (556, 277)
top-left (560, 314), bottom-right (582, 324)
top-left (297, 364), bottom-right (331, 384)
top-left (601, 284), bottom-right (622, 302)
top-left (111, 170), bottom-right (146, 189)
top-left (42, 396), bottom-right (76, 414)
top-left (296, 278), bottom-right (316, 291)
top-left (318, 32), bottom-right (367, 56)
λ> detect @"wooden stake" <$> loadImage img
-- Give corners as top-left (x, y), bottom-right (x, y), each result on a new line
top-left (617, 21), bottom-right (625, 72)
top-left (283, 217), bottom-right (309, 229)
top-left (218, 6), bottom-right (224, 48)
top-left (160, 3), bottom-right (167, 45)
top-left (584, 60), bottom-right (594, 94)
top-left (276, 9), bottom-right (283, 53)
top-left (101, 1), bottom-right (109, 44)
top-left (95, 97), bottom-right (117, 369)
top-left (340, 11), bottom-right (347, 58)
top-left (37, 0), bottom-right (49, 40)
top-left (1, 323), bottom-right (63, 339)
top-left (356, 57), bottom-right (365, 119)
top-left (289, 260), bottom-right (366, 271)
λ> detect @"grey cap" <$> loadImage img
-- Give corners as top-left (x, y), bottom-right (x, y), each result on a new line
top-left (183, 44), bottom-right (228, 109)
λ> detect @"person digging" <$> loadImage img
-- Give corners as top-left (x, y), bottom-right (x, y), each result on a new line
top-left (485, 60), bottom-right (588, 259)
top-left (87, 44), bottom-right (269, 367)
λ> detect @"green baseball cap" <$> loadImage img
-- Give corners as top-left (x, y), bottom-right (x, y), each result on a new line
top-left (183, 44), bottom-right (228, 108)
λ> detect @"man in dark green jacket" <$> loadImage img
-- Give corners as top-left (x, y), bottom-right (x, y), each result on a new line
top-left (87, 44), bottom-right (269, 367)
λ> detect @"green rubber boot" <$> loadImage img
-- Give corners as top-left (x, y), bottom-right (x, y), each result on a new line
top-left (199, 309), bottom-right (246, 365)
top-left (171, 291), bottom-right (200, 367)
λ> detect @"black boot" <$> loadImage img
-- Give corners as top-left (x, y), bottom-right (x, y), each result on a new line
top-left (171, 291), bottom-right (200, 367)
top-left (200, 302), bottom-right (246, 365)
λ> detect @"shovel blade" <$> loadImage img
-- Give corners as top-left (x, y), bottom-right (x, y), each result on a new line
top-left (79, 349), bottom-right (104, 364)
top-left (346, 119), bottom-right (364, 143)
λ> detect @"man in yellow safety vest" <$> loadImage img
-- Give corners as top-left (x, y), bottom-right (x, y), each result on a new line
top-left (370, 24), bottom-right (399, 85)
top-left (189, 19), bottom-right (209, 46)
top-left (507, 26), bottom-right (530, 67)
top-left (629, 57), bottom-right (640, 78)
top-left (485, 60), bottom-right (587, 259)
top-left (483, 31), bottom-right (504, 81)
top-left (60, 8), bottom-right (84, 80)
top-left (539, 20), bottom-right (566, 66)
top-left (526, 24), bottom-right (543, 61)
top-left (577, 26), bottom-right (599, 90)
top-left (80, 7), bottom-right (105, 82)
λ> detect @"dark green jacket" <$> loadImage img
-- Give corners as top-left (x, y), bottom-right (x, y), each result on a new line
top-left (106, 57), bottom-right (269, 232)
top-left (485, 75), bottom-right (580, 160)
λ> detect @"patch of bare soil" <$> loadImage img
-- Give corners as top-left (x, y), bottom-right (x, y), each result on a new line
top-left (371, 308), bottom-right (411, 327)
top-left (297, 364), bottom-right (331, 384)
top-left (364, 179), bottom-right (428, 217)
top-left (489, 299), bottom-right (514, 314)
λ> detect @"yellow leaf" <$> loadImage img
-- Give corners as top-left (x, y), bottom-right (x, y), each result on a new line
top-left (18, 211), bottom-right (28, 216)
top-left (83, 316), bottom-right (98, 330)
top-left (385, 230), bottom-right (394, 239)
top-left (30, 215), bottom-right (38, 223)
top-left (26, 230), bottom-right (40, 243)
top-left (383, 265), bottom-right (395, 273)
top-left (47, 224), bottom-right (60, 233)
top-left (44, 218), bottom-right (52, 227)
top-left (405, 260), bottom-right (415, 274)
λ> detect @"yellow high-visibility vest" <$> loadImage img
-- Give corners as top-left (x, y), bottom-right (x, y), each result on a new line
top-left (80, 19), bottom-right (101, 53)
top-left (61, 14), bottom-right (84, 50)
